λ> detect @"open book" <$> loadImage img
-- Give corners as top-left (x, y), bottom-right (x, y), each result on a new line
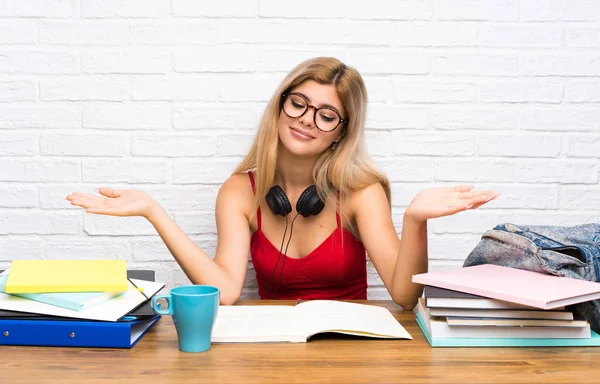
top-left (211, 300), bottom-right (412, 343)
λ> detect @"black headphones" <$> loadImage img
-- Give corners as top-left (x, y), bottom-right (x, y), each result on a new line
top-left (264, 184), bottom-right (325, 299)
top-left (266, 185), bottom-right (325, 218)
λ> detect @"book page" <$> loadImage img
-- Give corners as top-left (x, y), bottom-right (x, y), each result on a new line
top-left (295, 301), bottom-right (412, 340)
top-left (211, 305), bottom-right (303, 343)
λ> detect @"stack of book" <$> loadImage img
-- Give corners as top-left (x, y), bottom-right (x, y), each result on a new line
top-left (412, 264), bottom-right (600, 347)
top-left (0, 259), bottom-right (165, 349)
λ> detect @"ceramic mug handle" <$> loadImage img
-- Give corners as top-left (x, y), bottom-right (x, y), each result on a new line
top-left (151, 294), bottom-right (173, 315)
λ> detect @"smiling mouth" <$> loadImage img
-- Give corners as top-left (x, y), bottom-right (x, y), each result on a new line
top-left (290, 127), bottom-right (315, 139)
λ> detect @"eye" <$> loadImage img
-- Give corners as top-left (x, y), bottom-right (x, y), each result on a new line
top-left (291, 99), bottom-right (305, 109)
top-left (288, 95), bottom-right (307, 109)
top-left (318, 110), bottom-right (337, 122)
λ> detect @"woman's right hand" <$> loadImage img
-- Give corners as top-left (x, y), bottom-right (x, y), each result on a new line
top-left (66, 188), bottom-right (156, 218)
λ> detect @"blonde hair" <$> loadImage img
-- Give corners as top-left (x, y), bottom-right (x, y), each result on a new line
top-left (233, 57), bottom-right (391, 225)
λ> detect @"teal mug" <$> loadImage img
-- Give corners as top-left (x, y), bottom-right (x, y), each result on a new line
top-left (151, 285), bottom-right (219, 353)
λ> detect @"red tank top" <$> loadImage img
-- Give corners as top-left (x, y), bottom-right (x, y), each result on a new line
top-left (248, 171), bottom-right (367, 300)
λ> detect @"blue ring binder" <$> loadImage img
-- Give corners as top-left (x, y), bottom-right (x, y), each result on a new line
top-left (0, 315), bottom-right (161, 349)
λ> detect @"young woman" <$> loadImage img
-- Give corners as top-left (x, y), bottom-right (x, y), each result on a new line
top-left (67, 57), bottom-right (497, 309)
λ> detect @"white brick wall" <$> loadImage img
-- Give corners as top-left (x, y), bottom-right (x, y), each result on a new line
top-left (1, 1), bottom-right (599, 300)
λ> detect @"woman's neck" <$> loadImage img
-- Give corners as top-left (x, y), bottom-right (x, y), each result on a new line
top-left (275, 145), bottom-right (317, 192)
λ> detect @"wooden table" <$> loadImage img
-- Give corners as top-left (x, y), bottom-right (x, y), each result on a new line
top-left (1, 300), bottom-right (599, 384)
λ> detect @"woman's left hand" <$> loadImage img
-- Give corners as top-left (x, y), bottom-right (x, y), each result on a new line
top-left (405, 186), bottom-right (498, 222)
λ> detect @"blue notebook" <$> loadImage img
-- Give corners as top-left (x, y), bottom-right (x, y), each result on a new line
top-left (0, 274), bottom-right (124, 311)
top-left (0, 315), bottom-right (161, 348)
top-left (416, 313), bottom-right (600, 347)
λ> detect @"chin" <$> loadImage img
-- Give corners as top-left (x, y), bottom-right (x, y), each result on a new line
top-left (282, 142), bottom-right (320, 157)
top-left (279, 136), bottom-right (324, 158)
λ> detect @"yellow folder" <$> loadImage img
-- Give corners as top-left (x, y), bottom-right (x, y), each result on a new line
top-left (4, 260), bottom-right (128, 294)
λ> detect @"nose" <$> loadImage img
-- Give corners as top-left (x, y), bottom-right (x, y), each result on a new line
top-left (298, 106), bottom-right (316, 128)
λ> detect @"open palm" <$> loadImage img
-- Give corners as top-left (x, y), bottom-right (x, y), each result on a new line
top-left (66, 188), bottom-right (153, 217)
top-left (407, 185), bottom-right (497, 222)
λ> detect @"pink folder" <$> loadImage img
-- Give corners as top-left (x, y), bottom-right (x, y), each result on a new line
top-left (412, 264), bottom-right (600, 310)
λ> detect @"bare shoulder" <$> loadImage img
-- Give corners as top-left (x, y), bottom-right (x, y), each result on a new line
top-left (217, 172), bottom-right (255, 216)
top-left (347, 182), bottom-right (388, 209)
top-left (341, 182), bottom-right (391, 239)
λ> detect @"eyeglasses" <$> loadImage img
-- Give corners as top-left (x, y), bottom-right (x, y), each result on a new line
top-left (281, 92), bottom-right (346, 132)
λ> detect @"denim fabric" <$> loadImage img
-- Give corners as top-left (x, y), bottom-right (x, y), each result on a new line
top-left (463, 223), bottom-right (600, 333)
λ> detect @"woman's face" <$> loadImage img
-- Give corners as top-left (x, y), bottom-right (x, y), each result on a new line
top-left (277, 80), bottom-right (345, 158)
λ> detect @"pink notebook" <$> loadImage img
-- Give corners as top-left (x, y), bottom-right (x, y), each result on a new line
top-left (412, 264), bottom-right (600, 310)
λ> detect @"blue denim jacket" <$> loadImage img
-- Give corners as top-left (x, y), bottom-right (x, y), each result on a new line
top-left (463, 223), bottom-right (600, 333)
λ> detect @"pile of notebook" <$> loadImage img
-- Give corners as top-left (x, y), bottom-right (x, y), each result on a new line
top-left (0, 259), bottom-right (165, 349)
top-left (412, 264), bottom-right (600, 347)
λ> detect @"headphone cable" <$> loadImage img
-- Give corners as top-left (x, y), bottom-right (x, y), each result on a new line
top-left (265, 214), bottom-right (288, 299)
top-left (273, 212), bottom-right (300, 299)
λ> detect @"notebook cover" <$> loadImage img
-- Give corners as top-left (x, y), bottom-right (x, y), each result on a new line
top-left (413, 264), bottom-right (600, 309)
top-left (416, 313), bottom-right (600, 347)
top-left (5, 260), bottom-right (128, 294)
top-left (0, 315), bottom-right (161, 348)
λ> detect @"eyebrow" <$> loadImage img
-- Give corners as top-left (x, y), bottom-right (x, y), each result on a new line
top-left (296, 92), bottom-right (343, 116)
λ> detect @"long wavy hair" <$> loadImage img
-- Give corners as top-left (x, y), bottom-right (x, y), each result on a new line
top-left (233, 57), bottom-right (391, 228)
